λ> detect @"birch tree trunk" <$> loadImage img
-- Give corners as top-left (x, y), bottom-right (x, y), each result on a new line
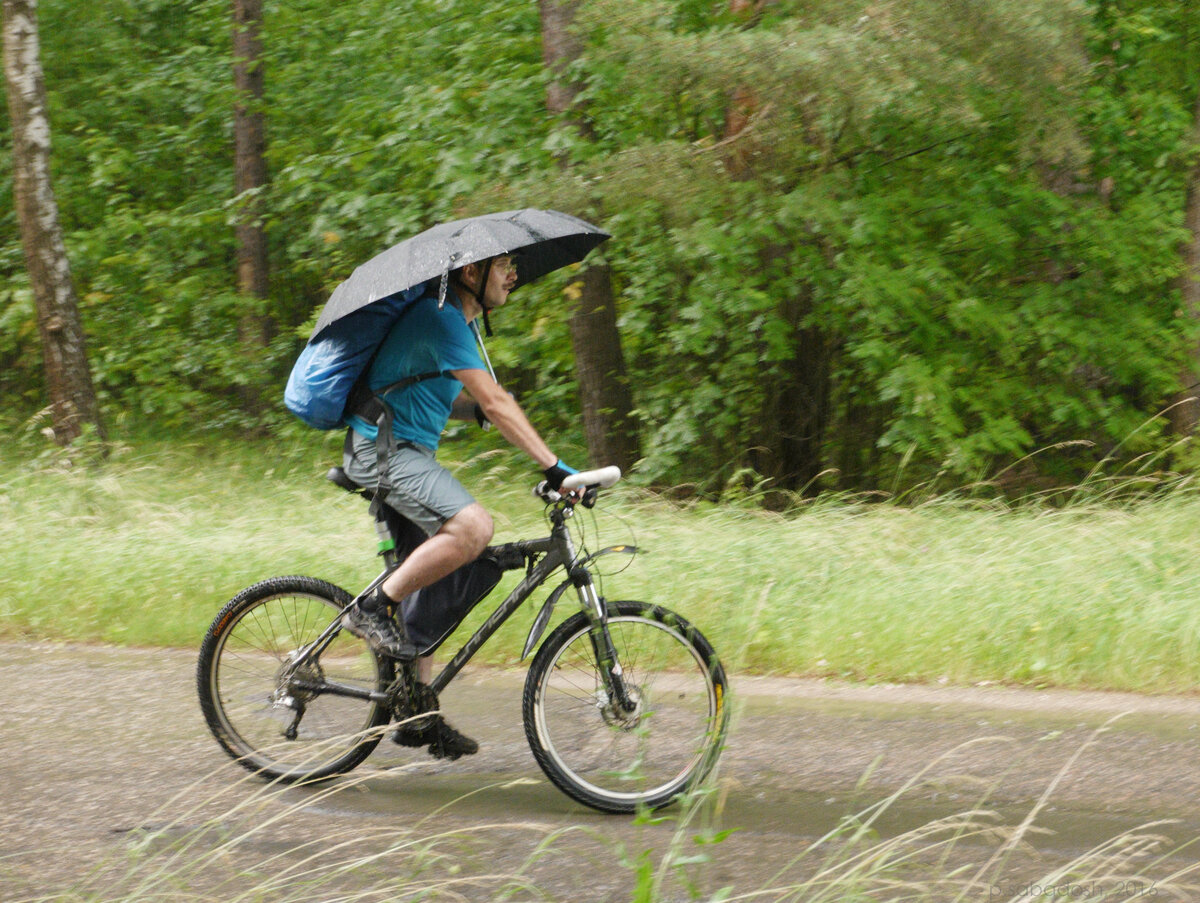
top-left (540, 0), bottom-right (638, 472)
top-left (3, 0), bottom-right (104, 445)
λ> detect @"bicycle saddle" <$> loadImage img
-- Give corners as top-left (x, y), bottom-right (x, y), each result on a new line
top-left (326, 466), bottom-right (370, 499)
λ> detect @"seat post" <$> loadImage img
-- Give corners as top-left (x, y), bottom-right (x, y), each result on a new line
top-left (373, 510), bottom-right (398, 565)
top-left (326, 466), bottom-right (400, 566)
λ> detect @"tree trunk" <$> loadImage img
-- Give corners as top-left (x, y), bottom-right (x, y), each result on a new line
top-left (540, 0), bottom-right (638, 471)
top-left (720, 0), bottom-right (772, 179)
top-left (725, 0), bottom-right (828, 494)
top-left (539, 0), bottom-right (586, 134)
top-left (753, 291), bottom-right (831, 496)
top-left (232, 0), bottom-right (271, 411)
top-left (3, 0), bottom-right (104, 445)
top-left (568, 265), bottom-right (640, 471)
top-left (1170, 90), bottom-right (1200, 436)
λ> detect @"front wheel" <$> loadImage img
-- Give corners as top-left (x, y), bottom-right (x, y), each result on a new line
top-left (523, 600), bottom-right (729, 813)
top-left (197, 576), bottom-right (394, 782)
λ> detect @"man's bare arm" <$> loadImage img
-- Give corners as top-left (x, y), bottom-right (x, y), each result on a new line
top-left (453, 368), bottom-right (557, 469)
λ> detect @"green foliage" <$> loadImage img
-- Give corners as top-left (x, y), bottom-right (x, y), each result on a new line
top-left (3, 0), bottom-right (1200, 494)
top-left (526, 0), bottom-right (1199, 491)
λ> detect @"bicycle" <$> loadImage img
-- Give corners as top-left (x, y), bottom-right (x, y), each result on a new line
top-left (196, 464), bottom-right (729, 814)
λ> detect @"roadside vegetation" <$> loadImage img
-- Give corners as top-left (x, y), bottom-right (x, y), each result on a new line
top-left (5, 432), bottom-right (1200, 695)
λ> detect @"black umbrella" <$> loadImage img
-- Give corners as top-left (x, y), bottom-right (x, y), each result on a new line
top-left (311, 208), bottom-right (610, 340)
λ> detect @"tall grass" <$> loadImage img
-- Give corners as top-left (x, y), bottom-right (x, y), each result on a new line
top-left (5, 723), bottom-right (575, 902)
top-left (637, 725), bottom-right (1200, 902)
top-left (5, 435), bottom-right (1200, 692)
top-left (11, 721), bottom-right (1199, 901)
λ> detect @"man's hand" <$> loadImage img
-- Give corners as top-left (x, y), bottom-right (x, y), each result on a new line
top-left (542, 459), bottom-right (578, 491)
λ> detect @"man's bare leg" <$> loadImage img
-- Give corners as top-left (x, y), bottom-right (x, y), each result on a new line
top-left (386, 504), bottom-right (491, 760)
top-left (381, 503), bottom-right (493, 602)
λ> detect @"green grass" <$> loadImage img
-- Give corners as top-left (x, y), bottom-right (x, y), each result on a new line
top-left (5, 434), bottom-right (1200, 693)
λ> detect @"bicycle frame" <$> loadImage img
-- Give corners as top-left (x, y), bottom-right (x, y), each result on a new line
top-left (429, 534), bottom-right (562, 694)
top-left (284, 504), bottom-right (630, 708)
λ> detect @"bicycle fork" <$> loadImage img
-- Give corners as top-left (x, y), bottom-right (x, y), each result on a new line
top-left (548, 518), bottom-right (637, 716)
top-left (570, 565), bottom-right (637, 715)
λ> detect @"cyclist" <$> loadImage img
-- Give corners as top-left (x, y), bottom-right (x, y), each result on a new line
top-left (340, 253), bottom-right (578, 759)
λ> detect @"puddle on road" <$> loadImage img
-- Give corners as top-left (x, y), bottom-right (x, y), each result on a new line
top-left (274, 673), bottom-right (1200, 870)
top-left (292, 764), bottom-right (1200, 860)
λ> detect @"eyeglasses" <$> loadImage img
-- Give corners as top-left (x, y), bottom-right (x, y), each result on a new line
top-left (491, 257), bottom-right (518, 275)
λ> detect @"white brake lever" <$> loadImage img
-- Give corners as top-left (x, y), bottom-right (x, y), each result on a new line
top-left (533, 480), bottom-right (560, 502)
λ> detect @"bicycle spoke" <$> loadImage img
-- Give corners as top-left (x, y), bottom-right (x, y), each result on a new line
top-left (198, 581), bottom-right (390, 782)
top-left (526, 604), bottom-right (727, 812)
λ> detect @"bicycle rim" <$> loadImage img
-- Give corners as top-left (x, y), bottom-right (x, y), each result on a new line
top-left (204, 583), bottom-right (389, 780)
top-left (527, 604), bottom-right (726, 812)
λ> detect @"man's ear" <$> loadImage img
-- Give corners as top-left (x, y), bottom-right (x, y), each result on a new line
top-left (460, 262), bottom-right (481, 289)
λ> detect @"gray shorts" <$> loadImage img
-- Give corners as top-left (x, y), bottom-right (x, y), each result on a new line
top-left (343, 430), bottom-right (476, 537)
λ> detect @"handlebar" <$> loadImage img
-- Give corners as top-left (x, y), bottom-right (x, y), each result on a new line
top-left (534, 465), bottom-right (622, 506)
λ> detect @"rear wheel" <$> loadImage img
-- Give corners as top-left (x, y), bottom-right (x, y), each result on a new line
top-left (523, 600), bottom-right (728, 813)
top-left (197, 576), bottom-right (393, 782)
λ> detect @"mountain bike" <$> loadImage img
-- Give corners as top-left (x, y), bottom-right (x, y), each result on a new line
top-left (196, 465), bottom-right (729, 814)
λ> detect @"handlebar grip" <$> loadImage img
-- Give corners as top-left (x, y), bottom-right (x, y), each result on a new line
top-left (561, 466), bottom-right (621, 492)
top-left (534, 466), bottom-right (621, 503)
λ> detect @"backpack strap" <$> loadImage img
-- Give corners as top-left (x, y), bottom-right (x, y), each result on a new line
top-left (338, 292), bottom-right (439, 519)
top-left (343, 288), bottom-right (492, 520)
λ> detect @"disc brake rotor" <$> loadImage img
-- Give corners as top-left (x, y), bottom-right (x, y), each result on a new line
top-left (599, 686), bottom-right (643, 731)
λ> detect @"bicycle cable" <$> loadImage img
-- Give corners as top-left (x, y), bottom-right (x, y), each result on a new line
top-left (597, 503), bottom-right (638, 577)
top-left (573, 496), bottom-right (639, 609)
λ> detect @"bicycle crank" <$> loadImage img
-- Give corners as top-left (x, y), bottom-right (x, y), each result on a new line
top-left (387, 669), bottom-right (440, 732)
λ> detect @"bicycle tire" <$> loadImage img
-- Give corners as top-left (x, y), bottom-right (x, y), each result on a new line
top-left (197, 576), bottom-right (394, 782)
top-left (523, 600), bottom-right (729, 814)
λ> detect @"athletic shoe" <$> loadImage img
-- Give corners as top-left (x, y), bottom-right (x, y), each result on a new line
top-left (341, 603), bottom-right (416, 660)
top-left (392, 716), bottom-right (479, 761)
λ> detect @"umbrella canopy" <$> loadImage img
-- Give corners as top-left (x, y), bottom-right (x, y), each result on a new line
top-left (311, 208), bottom-right (610, 339)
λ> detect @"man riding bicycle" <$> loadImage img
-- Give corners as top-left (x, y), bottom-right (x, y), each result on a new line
top-left (339, 254), bottom-right (578, 759)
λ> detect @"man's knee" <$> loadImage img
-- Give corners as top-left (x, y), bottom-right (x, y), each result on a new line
top-left (443, 503), bottom-right (493, 557)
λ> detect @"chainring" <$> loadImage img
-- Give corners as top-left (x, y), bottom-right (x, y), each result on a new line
top-left (388, 669), bottom-right (440, 732)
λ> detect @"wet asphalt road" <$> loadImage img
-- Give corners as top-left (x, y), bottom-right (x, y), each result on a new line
top-left (3, 641), bottom-right (1200, 900)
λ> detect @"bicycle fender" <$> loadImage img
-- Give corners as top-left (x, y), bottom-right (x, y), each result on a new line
top-left (579, 544), bottom-right (639, 567)
top-left (522, 579), bottom-right (572, 660)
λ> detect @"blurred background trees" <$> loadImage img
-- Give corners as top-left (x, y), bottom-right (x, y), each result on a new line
top-left (2, 0), bottom-right (1198, 497)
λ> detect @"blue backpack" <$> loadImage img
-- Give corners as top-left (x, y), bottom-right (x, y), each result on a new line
top-left (283, 283), bottom-right (432, 430)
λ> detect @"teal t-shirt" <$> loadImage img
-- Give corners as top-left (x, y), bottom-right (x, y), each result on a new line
top-left (346, 292), bottom-right (486, 450)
